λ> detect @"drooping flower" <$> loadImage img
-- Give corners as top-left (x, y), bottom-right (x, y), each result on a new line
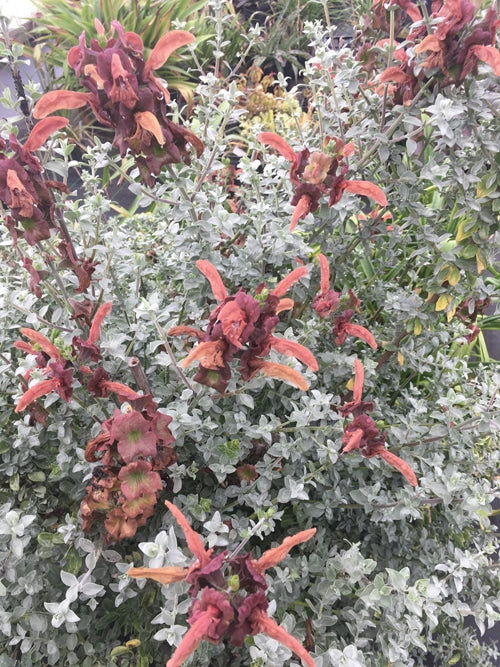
top-left (81, 406), bottom-right (176, 542)
top-left (14, 302), bottom-right (114, 413)
top-left (257, 132), bottom-right (387, 230)
top-left (169, 260), bottom-right (318, 393)
top-left (128, 500), bottom-right (316, 667)
top-left (110, 411), bottom-right (158, 463)
top-left (14, 329), bottom-right (73, 412)
top-left (33, 22), bottom-right (203, 186)
top-left (340, 360), bottom-right (417, 486)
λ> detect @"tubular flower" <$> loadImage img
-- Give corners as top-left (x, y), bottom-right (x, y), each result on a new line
top-left (257, 132), bottom-right (387, 230)
top-left (128, 500), bottom-right (316, 667)
top-left (0, 117), bottom-right (69, 246)
top-left (311, 254), bottom-right (377, 348)
top-left (312, 253), bottom-right (341, 318)
top-left (333, 309), bottom-right (378, 349)
top-left (169, 260), bottom-right (318, 393)
top-left (33, 22), bottom-right (203, 186)
top-left (340, 360), bottom-right (417, 486)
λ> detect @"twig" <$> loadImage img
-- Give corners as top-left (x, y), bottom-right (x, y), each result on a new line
top-left (128, 357), bottom-right (152, 395)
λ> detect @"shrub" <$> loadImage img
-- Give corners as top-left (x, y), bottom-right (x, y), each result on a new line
top-left (0, 1), bottom-right (498, 665)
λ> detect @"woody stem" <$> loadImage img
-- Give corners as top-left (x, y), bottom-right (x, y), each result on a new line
top-left (151, 314), bottom-right (197, 395)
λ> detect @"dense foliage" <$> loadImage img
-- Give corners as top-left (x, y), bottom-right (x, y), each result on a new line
top-left (0, 1), bottom-right (499, 665)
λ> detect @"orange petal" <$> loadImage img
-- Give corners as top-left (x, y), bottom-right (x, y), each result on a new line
top-left (414, 34), bottom-right (442, 54)
top-left (19, 328), bottom-right (64, 363)
top-left (253, 528), bottom-right (316, 573)
top-left (180, 340), bottom-right (226, 370)
top-left (145, 30), bottom-right (195, 73)
top-left (167, 325), bottom-right (204, 340)
top-left (379, 66), bottom-right (413, 84)
top-left (257, 132), bottom-right (297, 162)
top-left (270, 336), bottom-right (318, 371)
top-left (94, 17), bottom-right (105, 35)
top-left (353, 358), bottom-right (365, 403)
top-left (276, 298), bottom-right (294, 314)
top-left (87, 301), bottom-right (112, 344)
top-left (6, 170), bottom-right (34, 216)
top-left (290, 195), bottom-right (311, 231)
top-left (342, 427), bottom-right (364, 453)
top-left (100, 381), bottom-right (141, 400)
top-left (127, 565), bottom-right (188, 584)
top-left (377, 449), bottom-right (418, 487)
top-left (272, 266), bottom-right (308, 297)
top-left (134, 111), bottom-right (165, 145)
top-left (24, 117), bottom-right (69, 152)
top-left (342, 180), bottom-right (387, 207)
top-left (318, 253), bottom-right (330, 295)
top-left (165, 500), bottom-right (210, 567)
top-left (251, 609), bottom-right (316, 667)
top-left (250, 360), bottom-right (309, 391)
top-left (33, 91), bottom-right (90, 118)
top-left (469, 45), bottom-right (500, 75)
top-left (15, 378), bottom-right (60, 412)
top-left (166, 610), bottom-right (216, 667)
top-left (195, 260), bottom-right (228, 301)
top-left (399, 0), bottom-right (422, 22)
top-left (344, 323), bottom-right (378, 349)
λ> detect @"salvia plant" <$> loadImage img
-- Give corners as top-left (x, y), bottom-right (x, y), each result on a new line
top-left (0, 1), bottom-right (499, 666)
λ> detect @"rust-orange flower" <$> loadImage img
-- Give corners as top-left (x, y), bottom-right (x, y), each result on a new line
top-left (258, 132), bottom-right (387, 230)
top-left (340, 360), bottom-right (417, 486)
top-left (128, 500), bottom-right (316, 667)
top-left (33, 22), bottom-right (203, 186)
top-left (169, 260), bottom-right (318, 393)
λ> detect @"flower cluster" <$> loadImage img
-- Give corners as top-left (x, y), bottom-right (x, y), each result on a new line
top-left (82, 397), bottom-right (176, 542)
top-left (169, 260), bottom-right (318, 393)
top-left (0, 117), bottom-right (69, 246)
top-left (33, 21), bottom-right (203, 186)
top-left (364, 0), bottom-right (500, 104)
top-left (257, 132), bottom-right (387, 230)
top-left (340, 359), bottom-right (417, 486)
top-left (128, 501), bottom-right (316, 667)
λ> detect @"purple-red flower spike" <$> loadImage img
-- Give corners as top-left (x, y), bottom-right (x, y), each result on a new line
top-left (33, 22), bottom-right (203, 186)
top-left (313, 253), bottom-right (341, 318)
